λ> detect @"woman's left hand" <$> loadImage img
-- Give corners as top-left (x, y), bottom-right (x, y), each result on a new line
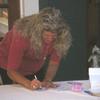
top-left (41, 81), bottom-right (58, 88)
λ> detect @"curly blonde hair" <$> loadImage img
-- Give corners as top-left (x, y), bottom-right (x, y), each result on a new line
top-left (15, 7), bottom-right (72, 57)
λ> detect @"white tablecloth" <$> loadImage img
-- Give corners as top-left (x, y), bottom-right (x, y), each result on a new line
top-left (0, 80), bottom-right (99, 100)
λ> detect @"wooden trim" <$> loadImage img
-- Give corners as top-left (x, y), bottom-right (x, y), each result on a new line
top-left (8, 0), bottom-right (20, 30)
top-left (0, 4), bottom-right (8, 8)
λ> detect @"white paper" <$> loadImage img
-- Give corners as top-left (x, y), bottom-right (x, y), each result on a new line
top-left (0, 82), bottom-right (99, 100)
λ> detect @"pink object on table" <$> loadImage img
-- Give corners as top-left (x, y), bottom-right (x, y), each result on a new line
top-left (71, 82), bottom-right (83, 92)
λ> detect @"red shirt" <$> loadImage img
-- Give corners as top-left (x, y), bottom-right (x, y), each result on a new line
top-left (0, 27), bottom-right (60, 75)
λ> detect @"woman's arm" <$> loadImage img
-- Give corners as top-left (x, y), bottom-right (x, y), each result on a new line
top-left (43, 61), bottom-right (59, 82)
top-left (42, 61), bottom-right (60, 88)
top-left (7, 68), bottom-right (41, 90)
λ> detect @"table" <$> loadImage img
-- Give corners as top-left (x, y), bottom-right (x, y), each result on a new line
top-left (0, 80), bottom-right (99, 100)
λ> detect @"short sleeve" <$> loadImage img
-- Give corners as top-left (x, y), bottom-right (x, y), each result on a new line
top-left (50, 49), bottom-right (61, 65)
top-left (7, 30), bottom-right (28, 70)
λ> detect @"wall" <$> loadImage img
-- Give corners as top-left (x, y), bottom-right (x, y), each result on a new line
top-left (39, 0), bottom-right (88, 81)
top-left (20, 0), bottom-right (39, 17)
top-left (96, 0), bottom-right (100, 47)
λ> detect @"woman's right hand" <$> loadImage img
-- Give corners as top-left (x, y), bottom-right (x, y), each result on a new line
top-left (30, 79), bottom-right (42, 90)
top-left (7, 68), bottom-right (42, 90)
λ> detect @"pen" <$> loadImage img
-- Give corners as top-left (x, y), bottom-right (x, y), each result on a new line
top-left (84, 90), bottom-right (94, 96)
top-left (34, 75), bottom-right (38, 80)
top-left (33, 74), bottom-right (43, 89)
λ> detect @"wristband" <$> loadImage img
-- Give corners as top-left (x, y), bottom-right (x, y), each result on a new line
top-left (45, 80), bottom-right (52, 83)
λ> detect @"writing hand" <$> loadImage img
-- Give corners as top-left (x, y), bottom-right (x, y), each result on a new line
top-left (31, 79), bottom-right (41, 90)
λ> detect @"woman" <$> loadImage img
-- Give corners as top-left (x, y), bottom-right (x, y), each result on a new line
top-left (0, 7), bottom-right (72, 90)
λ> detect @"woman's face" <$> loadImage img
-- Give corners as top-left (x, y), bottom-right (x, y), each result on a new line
top-left (42, 31), bottom-right (56, 44)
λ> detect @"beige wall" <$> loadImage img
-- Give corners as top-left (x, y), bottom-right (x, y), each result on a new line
top-left (20, 0), bottom-right (39, 18)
